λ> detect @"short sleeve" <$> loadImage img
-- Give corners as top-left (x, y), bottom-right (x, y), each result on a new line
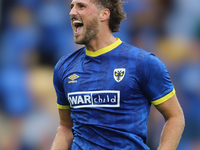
top-left (138, 53), bottom-right (175, 105)
top-left (53, 60), bottom-right (70, 109)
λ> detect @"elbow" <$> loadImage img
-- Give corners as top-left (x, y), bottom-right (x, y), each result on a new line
top-left (180, 113), bottom-right (185, 130)
top-left (178, 107), bottom-right (185, 130)
top-left (165, 111), bottom-right (185, 131)
top-left (173, 111), bottom-right (185, 132)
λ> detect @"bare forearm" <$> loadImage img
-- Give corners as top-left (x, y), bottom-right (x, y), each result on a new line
top-left (51, 125), bottom-right (74, 150)
top-left (157, 116), bottom-right (185, 150)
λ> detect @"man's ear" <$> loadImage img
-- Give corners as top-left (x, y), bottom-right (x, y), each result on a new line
top-left (99, 8), bottom-right (110, 22)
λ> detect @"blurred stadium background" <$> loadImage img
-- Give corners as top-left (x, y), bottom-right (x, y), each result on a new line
top-left (0, 0), bottom-right (200, 150)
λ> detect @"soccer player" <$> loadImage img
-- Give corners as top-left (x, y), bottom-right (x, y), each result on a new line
top-left (51, 0), bottom-right (185, 149)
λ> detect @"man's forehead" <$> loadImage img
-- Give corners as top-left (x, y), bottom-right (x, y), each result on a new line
top-left (71, 0), bottom-right (92, 4)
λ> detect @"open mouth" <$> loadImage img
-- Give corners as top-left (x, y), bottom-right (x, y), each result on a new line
top-left (73, 20), bottom-right (84, 34)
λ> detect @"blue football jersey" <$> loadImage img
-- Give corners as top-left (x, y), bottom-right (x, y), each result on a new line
top-left (53, 38), bottom-right (175, 150)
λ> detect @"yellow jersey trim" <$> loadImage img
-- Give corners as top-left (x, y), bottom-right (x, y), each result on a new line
top-left (86, 38), bottom-right (122, 57)
top-left (151, 88), bottom-right (176, 105)
top-left (57, 104), bottom-right (70, 109)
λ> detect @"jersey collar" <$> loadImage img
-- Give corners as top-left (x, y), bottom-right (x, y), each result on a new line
top-left (86, 38), bottom-right (122, 57)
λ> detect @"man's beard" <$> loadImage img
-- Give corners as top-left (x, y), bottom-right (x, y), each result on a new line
top-left (74, 17), bottom-right (100, 45)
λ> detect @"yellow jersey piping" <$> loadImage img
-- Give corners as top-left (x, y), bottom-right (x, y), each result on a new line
top-left (86, 38), bottom-right (122, 57)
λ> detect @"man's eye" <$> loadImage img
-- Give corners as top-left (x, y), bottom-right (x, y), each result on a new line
top-left (70, 5), bottom-right (73, 9)
top-left (80, 5), bottom-right (85, 8)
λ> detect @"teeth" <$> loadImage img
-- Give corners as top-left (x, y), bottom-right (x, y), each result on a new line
top-left (73, 20), bottom-right (83, 25)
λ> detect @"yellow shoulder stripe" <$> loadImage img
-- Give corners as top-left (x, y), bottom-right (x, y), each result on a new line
top-left (86, 38), bottom-right (122, 57)
top-left (151, 88), bottom-right (176, 105)
top-left (57, 104), bottom-right (70, 109)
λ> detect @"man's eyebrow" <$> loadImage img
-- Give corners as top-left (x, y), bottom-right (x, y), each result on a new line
top-left (70, 2), bottom-right (88, 8)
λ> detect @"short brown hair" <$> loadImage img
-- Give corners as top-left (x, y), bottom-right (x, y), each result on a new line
top-left (92, 0), bottom-right (126, 33)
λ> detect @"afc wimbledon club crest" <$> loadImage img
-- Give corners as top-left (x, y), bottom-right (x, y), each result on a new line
top-left (113, 68), bottom-right (126, 82)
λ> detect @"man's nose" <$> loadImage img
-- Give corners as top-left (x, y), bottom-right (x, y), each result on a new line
top-left (69, 7), bottom-right (78, 17)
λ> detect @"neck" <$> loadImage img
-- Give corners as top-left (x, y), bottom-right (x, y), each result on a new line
top-left (85, 31), bottom-right (117, 52)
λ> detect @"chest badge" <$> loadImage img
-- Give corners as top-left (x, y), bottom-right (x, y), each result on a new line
top-left (113, 68), bottom-right (126, 82)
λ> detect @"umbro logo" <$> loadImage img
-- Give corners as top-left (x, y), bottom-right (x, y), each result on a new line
top-left (68, 74), bottom-right (79, 83)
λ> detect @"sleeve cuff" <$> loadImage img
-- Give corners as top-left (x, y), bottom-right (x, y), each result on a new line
top-left (57, 104), bottom-right (70, 109)
top-left (151, 88), bottom-right (176, 105)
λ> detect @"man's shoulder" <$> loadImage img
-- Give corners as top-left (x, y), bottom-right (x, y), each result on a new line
top-left (54, 47), bottom-right (85, 71)
top-left (120, 41), bottom-right (153, 59)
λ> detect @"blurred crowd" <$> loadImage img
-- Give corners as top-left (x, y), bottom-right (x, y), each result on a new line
top-left (0, 0), bottom-right (200, 150)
